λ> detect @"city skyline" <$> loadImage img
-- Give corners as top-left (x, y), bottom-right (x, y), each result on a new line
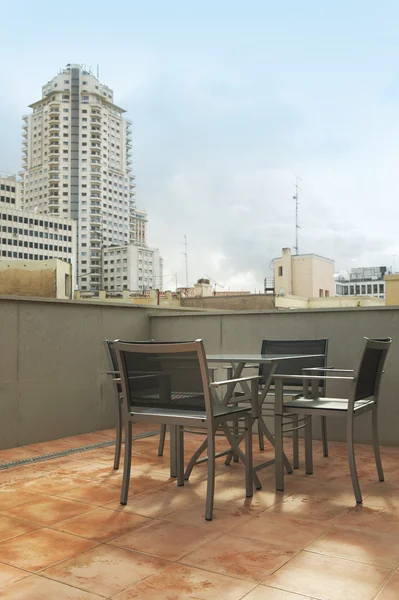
top-left (1, 1), bottom-right (399, 290)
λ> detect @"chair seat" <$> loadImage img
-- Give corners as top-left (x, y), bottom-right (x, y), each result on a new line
top-left (130, 404), bottom-right (250, 421)
top-left (283, 396), bottom-right (374, 412)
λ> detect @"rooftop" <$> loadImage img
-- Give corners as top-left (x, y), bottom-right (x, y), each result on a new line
top-left (0, 424), bottom-right (397, 599)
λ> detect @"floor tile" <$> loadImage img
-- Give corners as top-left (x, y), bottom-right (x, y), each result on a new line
top-left (54, 506), bottom-right (151, 542)
top-left (0, 515), bottom-right (39, 543)
top-left (0, 562), bottom-right (29, 589)
top-left (0, 528), bottom-right (96, 572)
top-left (0, 574), bottom-right (104, 599)
top-left (59, 481), bottom-right (122, 506)
top-left (1, 495), bottom-right (94, 526)
top-left (231, 512), bottom-right (327, 551)
top-left (163, 501), bottom-right (254, 532)
top-left (181, 533), bottom-right (295, 582)
top-left (265, 494), bottom-right (352, 523)
top-left (43, 544), bottom-right (168, 597)
top-left (0, 488), bottom-right (44, 510)
top-left (111, 562), bottom-right (255, 599)
top-left (375, 572), bottom-right (399, 600)
top-left (106, 485), bottom-right (206, 518)
top-left (109, 518), bottom-right (220, 560)
top-left (337, 504), bottom-right (399, 534)
top-left (264, 550), bottom-right (390, 600)
top-left (243, 586), bottom-right (313, 599)
top-left (307, 524), bottom-right (399, 569)
top-left (15, 474), bottom-right (87, 496)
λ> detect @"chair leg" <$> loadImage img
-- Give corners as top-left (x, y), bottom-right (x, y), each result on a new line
top-left (158, 424), bottom-right (166, 457)
top-left (114, 399), bottom-right (122, 470)
top-left (205, 425), bottom-right (216, 521)
top-left (347, 415), bottom-right (362, 504)
top-left (292, 415), bottom-right (299, 469)
top-left (120, 420), bottom-right (132, 505)
top-left (275, 414), bottom-right (284, 491)
top-left (169, 425), bottom-right (177, 478)
top-left (304, 416), bottom-right (313, 475)
top-left (176, 426), bottom-right (185, 486)
top-left (258, 424), bottom-right (264, 451)
top-left (245, 413), bottom-right (253, 497)
top-left (233, 418), bottom-right (239, 462)
top-left (372, 406), bottom-right (384, 482)
top-left (321, 416), bottom-right (328, 457)
top-left (185, 438), bottom-right (207, 480)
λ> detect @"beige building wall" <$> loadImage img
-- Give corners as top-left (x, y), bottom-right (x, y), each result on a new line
top-left (384, 274), bottom-right (399, 306)
top-left (0, 259), bottom-right (72, 299)
top-left (273, 248), bottom-right (334, 298)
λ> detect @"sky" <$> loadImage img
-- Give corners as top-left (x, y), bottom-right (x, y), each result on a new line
top-left (1, 1), bottom-right (399, 291)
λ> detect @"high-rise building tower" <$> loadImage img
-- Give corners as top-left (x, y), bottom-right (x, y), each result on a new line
top-left (21, 64), bottom-right (135, 291)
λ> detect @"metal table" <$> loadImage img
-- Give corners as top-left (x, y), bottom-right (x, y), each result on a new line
top-left (183, 353), bottom-right (325, 484)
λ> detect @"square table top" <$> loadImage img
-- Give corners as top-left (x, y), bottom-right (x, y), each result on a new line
top-left (206, 353), bottom-right (325, 364)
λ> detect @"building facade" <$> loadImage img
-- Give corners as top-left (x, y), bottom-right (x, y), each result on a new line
top-left (335, 266), bottom-right (388, 299)
top-left (103, 244), bottom-right (163, 292)
top-left (21, 64), bottom-right (137, 292)
top-left (0, 258), bottom-right (72, 299)
top-left (0, 205), bottom-right (75, 268)
top-left (271, 247), bottom-right (335, 298)
top-left (132, 208), bottom-right (147, 246)
top-left (0, 176), bottom-right (21, 208)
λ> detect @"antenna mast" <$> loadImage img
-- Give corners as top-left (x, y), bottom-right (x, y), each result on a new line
top-left (181, 235), bottom-right (189, 289)
top-left (293, 176), bottom-right (301, 255)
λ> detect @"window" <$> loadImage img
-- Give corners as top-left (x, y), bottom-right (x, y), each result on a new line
top-left (361, 285), bottom-right (366, 294)
top-left (373, 284), bottom-right (378, 294)
top-left (350, 285), bottom-right (355, 295)
top-left (325, 290), bottom-right (329, 297)
top-left (319, 289), bottom-right (324, 297)
top-left (379, 284), bottom-right (384, 294)
top-left (367, 284), bottom-right (372, 294)
top-left (278, 266), bottom-right (283, 277)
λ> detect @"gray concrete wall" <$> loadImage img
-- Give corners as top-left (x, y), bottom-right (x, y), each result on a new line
top-left (150, 307), bottom-right (399, 446)
top-left (0, 297), bottom-right (153, 449)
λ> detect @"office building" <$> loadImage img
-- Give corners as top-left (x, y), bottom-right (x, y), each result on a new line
top-left (0, 205), bottom-right (75, 267)
top-left (103, 244), bottom-right (163, 292)
top-left (0, 176), bottom-right (21, 208)
top-left (335, 266), bottom-right (388, 299)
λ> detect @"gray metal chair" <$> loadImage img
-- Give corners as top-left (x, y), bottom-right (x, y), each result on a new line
top-left (273, 337), bottom-right (392, 503)
top-left (258, 339), bottom-right (329, 467)
top-left (115, 339), bottom-right (256, 521)
top-left (104, 339), bottom-right (167, 469)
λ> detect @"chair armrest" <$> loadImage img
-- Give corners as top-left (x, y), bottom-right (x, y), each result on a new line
top-left (106, 370), bottom-right (119, 376)
top-left (302, 367), bottom-right (354, 373)
top-left (272, 374), bottom-right (355, 381)
top-left (210, 375), bottom-right (261, 388)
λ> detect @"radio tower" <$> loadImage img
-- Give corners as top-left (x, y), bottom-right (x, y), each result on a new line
top-left (293, 176), bottom-right (301, 255)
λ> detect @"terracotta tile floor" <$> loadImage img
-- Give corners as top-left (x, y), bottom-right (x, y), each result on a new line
top-left (0, 426), bottom-right (397, 599)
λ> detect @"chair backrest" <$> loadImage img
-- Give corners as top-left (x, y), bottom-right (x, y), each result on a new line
top-left (114, 339), bottom-right (213, 418)
top-left (259, 338), bottom-right (328, 388)
top-left (104, 339), bottom-right (121, 373)
top-left (355, 337), bottom-right (392, 402)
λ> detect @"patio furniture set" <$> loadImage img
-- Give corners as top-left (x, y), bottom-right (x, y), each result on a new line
top-left (105, 337), bottom-right (392, 521)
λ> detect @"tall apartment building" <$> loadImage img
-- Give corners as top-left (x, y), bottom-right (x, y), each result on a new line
top-left (132, 208), bottom-right (147, 246)
top-left (21, 64), bottom-right (136, 292)
top-left (0, 176), bottom-right (21, 208)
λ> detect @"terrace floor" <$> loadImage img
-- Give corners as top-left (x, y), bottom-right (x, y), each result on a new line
top-left (0, 427), bottom-right (397, 599)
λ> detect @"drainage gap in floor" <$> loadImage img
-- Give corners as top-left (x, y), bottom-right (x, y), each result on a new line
top-left (0, 430), bottom-right (159, 470)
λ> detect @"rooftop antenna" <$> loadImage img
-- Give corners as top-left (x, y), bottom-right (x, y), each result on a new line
top-left (293, 175), bottom-right (302, 255)
top-left (181, 235), bottom-right (189, 289)
top-left (97, 64), bottom-right (100, 79)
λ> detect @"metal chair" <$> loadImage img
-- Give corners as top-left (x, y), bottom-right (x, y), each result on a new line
top-left (104, 339), bottom-right (167, 469)
top-left (115, 339), bottom-right (256, 521)
top-left (273, 337), bottom-right (392, 503)
top-left (258, 339), bottom-right (329, 468)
